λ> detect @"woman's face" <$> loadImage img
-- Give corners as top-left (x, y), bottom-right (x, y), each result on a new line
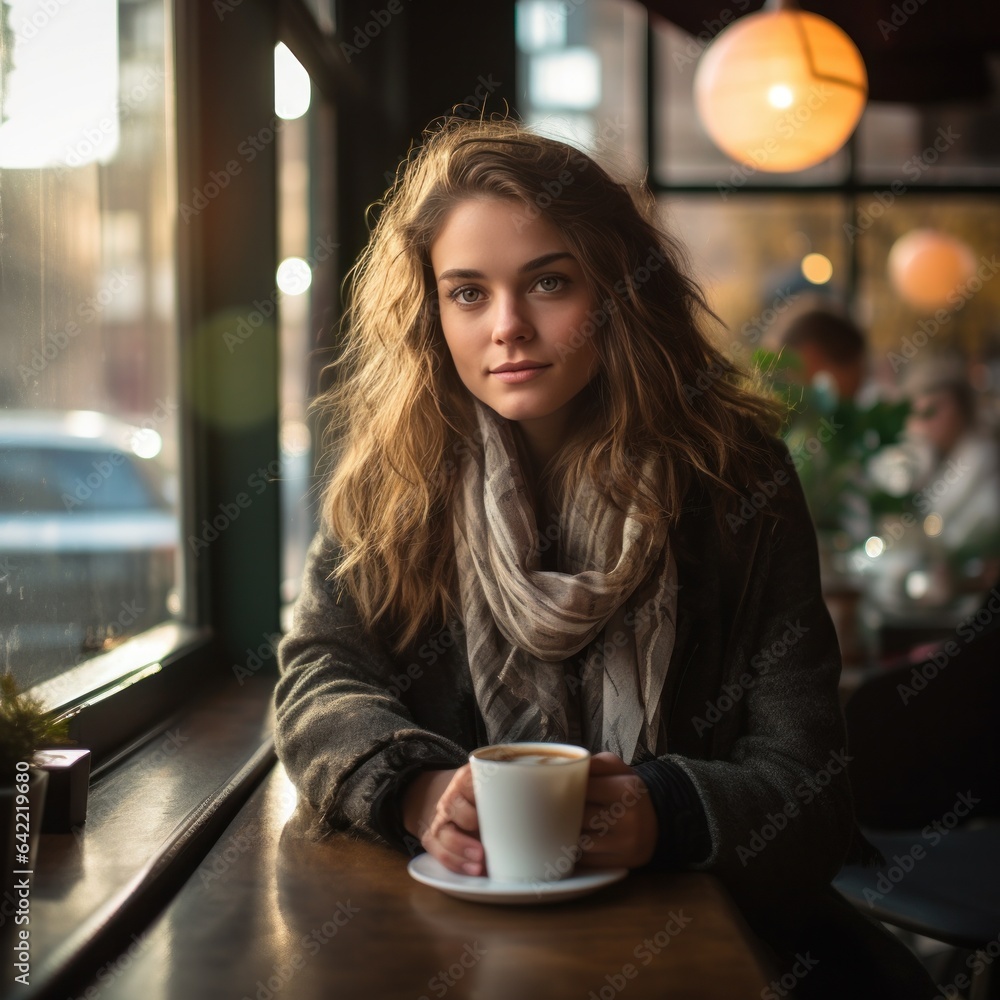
top-left (430, 197), bottom-right (600, 442)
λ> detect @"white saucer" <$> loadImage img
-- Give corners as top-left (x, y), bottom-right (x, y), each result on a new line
top-left (407, 853), bottom-right (628, 905)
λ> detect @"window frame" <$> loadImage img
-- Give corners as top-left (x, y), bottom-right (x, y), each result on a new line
top-left (32, 0), bottom-right (348, 767)
top-left (642, 11), bottom-right (1000, 307)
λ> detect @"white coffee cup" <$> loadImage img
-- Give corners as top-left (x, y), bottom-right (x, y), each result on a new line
top-left (469, 742), bottom-right (591, 883)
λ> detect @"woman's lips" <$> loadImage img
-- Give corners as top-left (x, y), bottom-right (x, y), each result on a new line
top-left (490, 365), bottom-right (550, 383)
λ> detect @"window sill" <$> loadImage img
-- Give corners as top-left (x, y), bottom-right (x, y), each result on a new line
top-left (5, 673), bottom-right (277, 998)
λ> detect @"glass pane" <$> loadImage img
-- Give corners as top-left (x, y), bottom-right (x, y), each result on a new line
top-left (657, 194), bottom-right (849, 352)
top-left (276, 46), bottom-right (336, 619)
top-left (652, 17), bottom-right (849, 187)
top-left (856, 86), bottom-right (1000, 186)
top-left (853, 196), bottom-right (1000, 362)
top-left (0, 0), bottom-right (181, 688)
top-left (516, 0), bottom-right (646, 179)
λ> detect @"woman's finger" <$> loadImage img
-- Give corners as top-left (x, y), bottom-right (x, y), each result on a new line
top-left (440, 792), bottom-right (479, 832)
top-left (424, 827), bottom-right (484, 875)
top-left (588, 751), bottom-right (633, 776)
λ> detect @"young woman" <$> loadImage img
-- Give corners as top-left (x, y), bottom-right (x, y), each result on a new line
top-left (275, 118), bottom-right (935, 998)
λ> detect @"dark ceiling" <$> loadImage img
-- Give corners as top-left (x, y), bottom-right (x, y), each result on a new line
top-left (640, 1), bottom-right (1000, 104)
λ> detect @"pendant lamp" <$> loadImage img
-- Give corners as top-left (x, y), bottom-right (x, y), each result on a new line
top-left (888, 230), bottom-right (977, 312)
top-left (693, 0), bottom-right (867, 173)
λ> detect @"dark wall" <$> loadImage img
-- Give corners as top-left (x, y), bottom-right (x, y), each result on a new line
top-left (334, 0), bottom-right (518, 281)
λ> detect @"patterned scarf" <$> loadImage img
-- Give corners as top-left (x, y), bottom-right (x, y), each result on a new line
top-left (451, 401), bottom-right (679, 764)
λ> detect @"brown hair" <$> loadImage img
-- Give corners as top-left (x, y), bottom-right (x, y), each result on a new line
top-left (318, 117), bottom-right (781, 652)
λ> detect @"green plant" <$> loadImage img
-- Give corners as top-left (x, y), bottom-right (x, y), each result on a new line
top-left (754, 347), bottom-right (910, 540)
top-left (0, 673), bottom-right (70, 778)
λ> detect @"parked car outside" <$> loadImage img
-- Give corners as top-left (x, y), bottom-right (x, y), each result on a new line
top-left (0, 410), bottom-right (179, 688)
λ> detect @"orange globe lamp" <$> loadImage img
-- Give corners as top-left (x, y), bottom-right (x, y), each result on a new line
top-left (693, 0), bottom-right (867, 173)
top-left (888, 230), bottom-right (977, 312)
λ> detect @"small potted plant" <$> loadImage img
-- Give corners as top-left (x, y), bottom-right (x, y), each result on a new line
top-left (1, 673), bottom-right (70, 874)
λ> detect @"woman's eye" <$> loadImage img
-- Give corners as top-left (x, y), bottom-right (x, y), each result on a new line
top-left (535, 275), bottom-right (565, 292)
top-left (450, 286), bottom-right (482, 304)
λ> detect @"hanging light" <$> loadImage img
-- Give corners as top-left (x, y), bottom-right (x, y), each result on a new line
top-left (693, 0), bottom-right (867, 173)
top-left (888, 230), bottom-right (977, 312)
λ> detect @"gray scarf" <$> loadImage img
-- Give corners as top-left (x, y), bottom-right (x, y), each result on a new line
top-left (451, 401), bottom-right (679, 764)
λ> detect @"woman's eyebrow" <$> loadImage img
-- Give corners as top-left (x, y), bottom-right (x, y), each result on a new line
top-left (519, 251), bottom-right (575, 273)
top-left (436, 252), bottom-right (576, 284)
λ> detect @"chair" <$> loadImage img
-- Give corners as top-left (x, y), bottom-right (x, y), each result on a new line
top-left (833, 604), bottom-right (1000, 999)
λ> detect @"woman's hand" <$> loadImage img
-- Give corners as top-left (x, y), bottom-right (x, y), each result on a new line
top-left (402, 765), bottom-right (485, 876)
top-left (577, 751), bottom-right (659, 869)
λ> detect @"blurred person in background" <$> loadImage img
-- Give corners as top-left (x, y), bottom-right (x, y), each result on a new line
top-left (769, 307), bottom-right (907, 548)
top-left (902, 358), bottom-right (1000, 577)
top-left (780, 307), bottom-right (871, 406)
top-left (865, 355), bottom-right (1000, 613)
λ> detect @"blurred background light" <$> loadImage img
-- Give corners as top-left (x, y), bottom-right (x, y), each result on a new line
top-left (864, 536), bottom-right (885, 558)
top-left (275, 42), bottom-right (311, 121)
top-left (801, 252), bottom-right (834, 284)
top-left (529, 47), bottom-right (601, 109)
top-left (276, 256), bottom-right (312, 295)
top-left (516, 0), bottom-right (568, 51)
top-left (0, 0), bottom-right (119, 168)
top-left (888, 229), bottom-right (977, 312)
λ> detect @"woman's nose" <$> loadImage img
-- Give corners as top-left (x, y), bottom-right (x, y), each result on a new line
top-left (492, 294), bottom-right (534, 344)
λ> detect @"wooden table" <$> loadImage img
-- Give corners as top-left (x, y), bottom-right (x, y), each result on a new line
top-left (84, 765), bottom-right (774, 1000)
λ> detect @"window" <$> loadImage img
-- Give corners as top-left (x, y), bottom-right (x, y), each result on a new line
top-left (0, 0), bottom-right (181, 690)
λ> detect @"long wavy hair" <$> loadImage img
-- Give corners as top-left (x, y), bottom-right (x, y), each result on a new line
top-left (320, 117), bottom-right (781, 652)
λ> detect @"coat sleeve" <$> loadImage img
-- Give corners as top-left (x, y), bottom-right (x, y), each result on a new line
top-left (273, 532), bottom-right (469, 849)
top-left (660, 455), bottom-right (856, 892)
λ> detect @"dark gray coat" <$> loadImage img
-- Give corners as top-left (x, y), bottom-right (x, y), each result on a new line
top-left (275, 439), bottom-right (858, 894)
